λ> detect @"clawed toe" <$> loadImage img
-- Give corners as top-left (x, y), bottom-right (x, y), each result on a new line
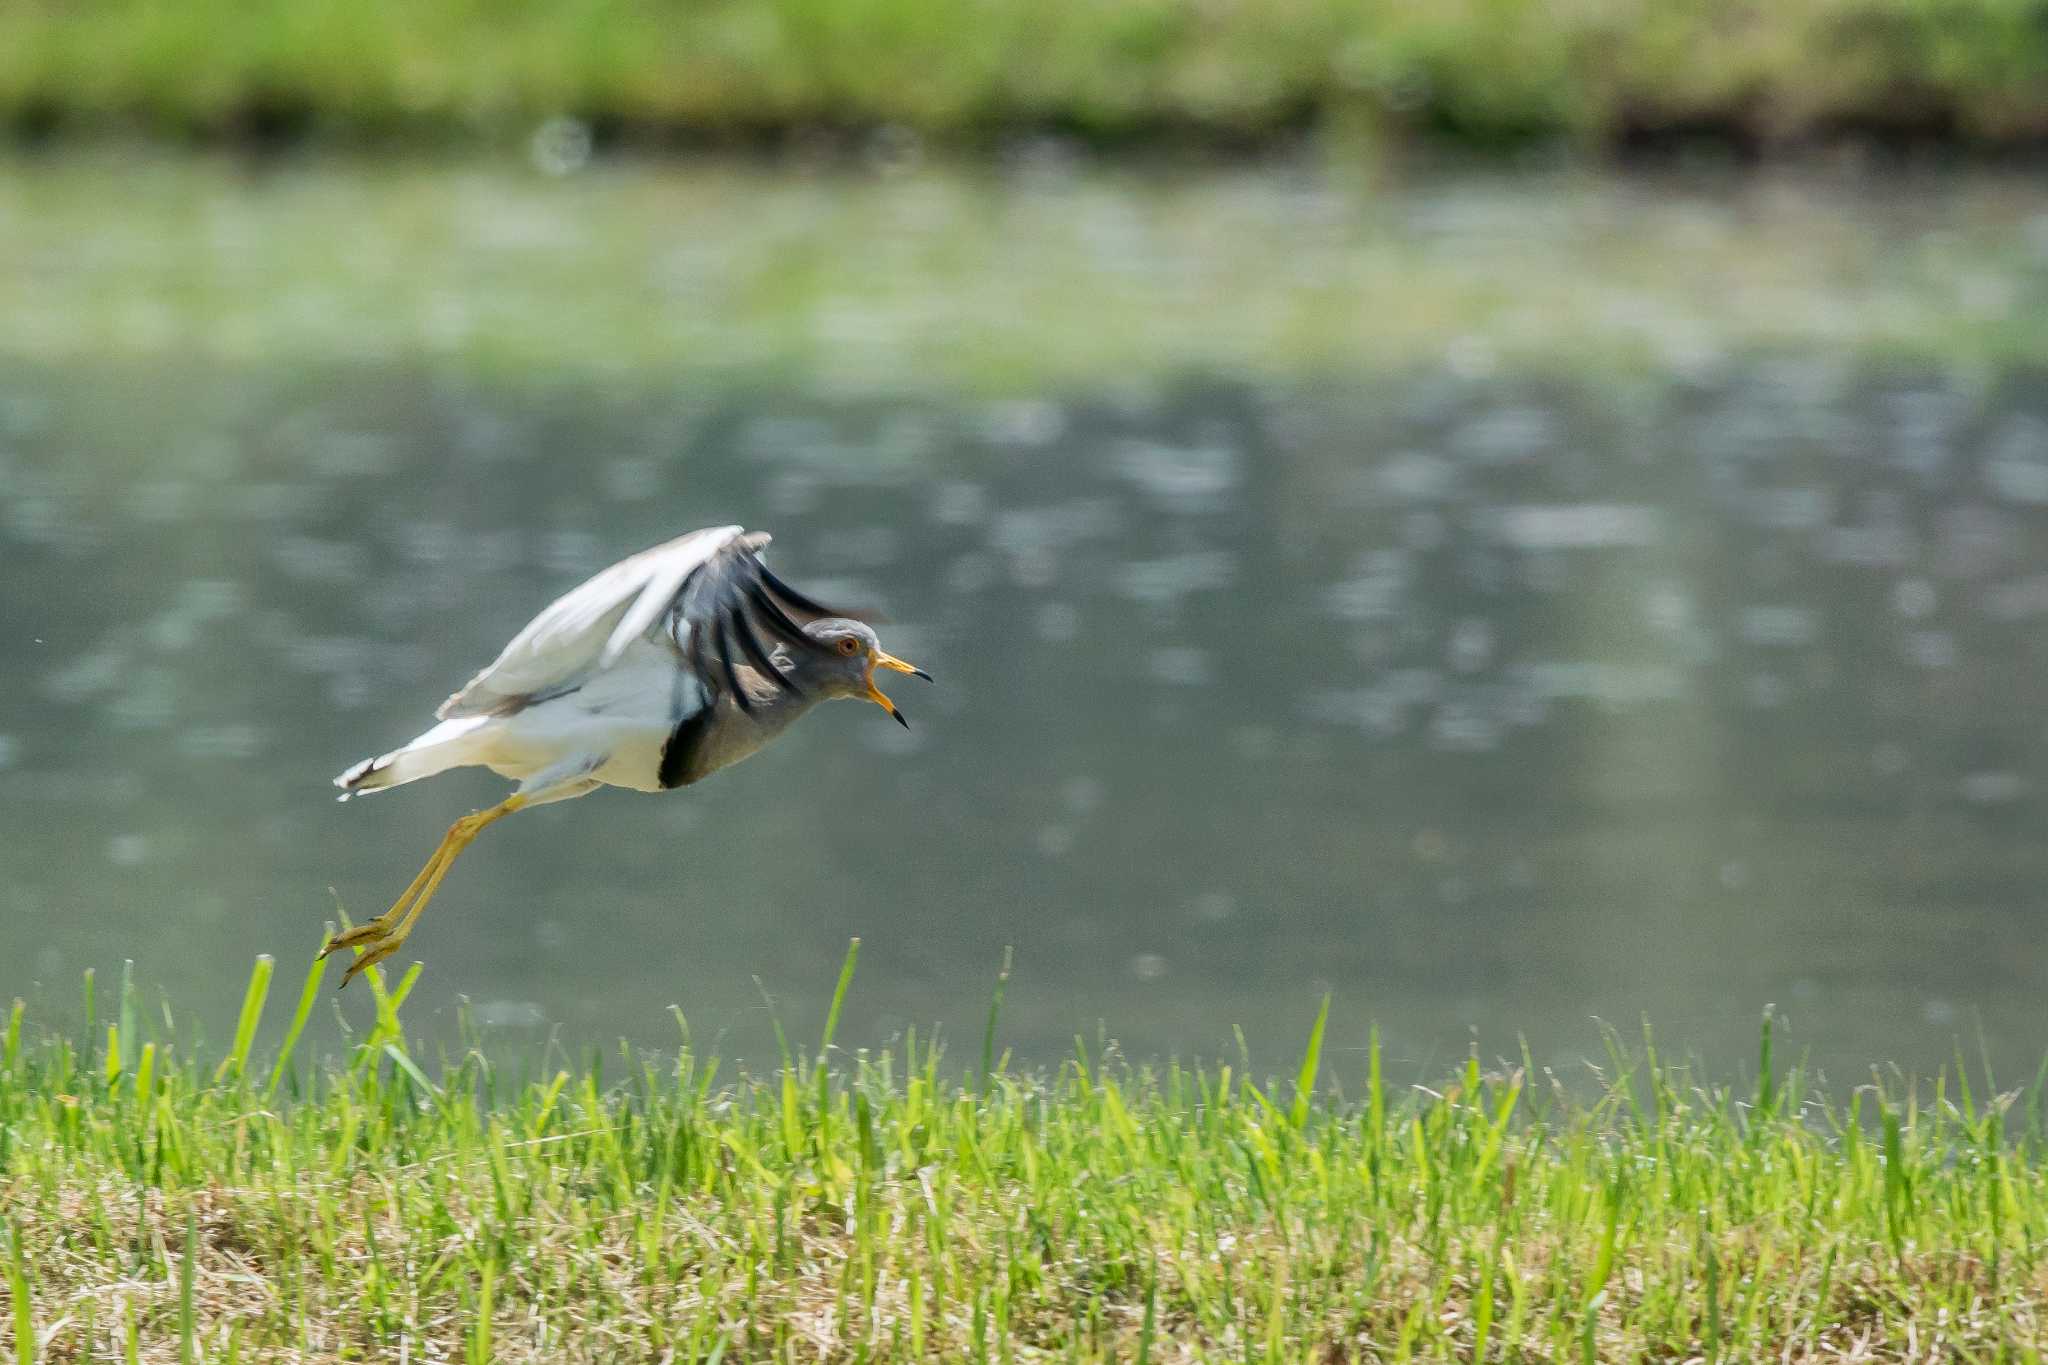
top-left (322, 924), bottom-right (407, 990)
top-left (319, 915), bottom-right (411, 990)
top-left (336, 935), bottom-right (405, 990)
top-left (320, 919), bottom-right (391, 958)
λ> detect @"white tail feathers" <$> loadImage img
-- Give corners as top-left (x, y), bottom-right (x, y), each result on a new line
top-left (334, 716), bottom-right (494, 800)
top-left (334, 752), bottom-right (393, 798)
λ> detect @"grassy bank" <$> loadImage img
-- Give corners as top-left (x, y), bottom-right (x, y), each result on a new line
top-left (3, 953), bottom-right (2047, 1360)
top-left (2, 0), bottom-right (2045, 153)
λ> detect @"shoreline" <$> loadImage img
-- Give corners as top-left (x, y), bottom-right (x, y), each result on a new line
top-left (12, 112), bottom-right (2048, 169)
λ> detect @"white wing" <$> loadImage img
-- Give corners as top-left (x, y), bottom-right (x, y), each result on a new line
top-left (438, 525), bottom-right (758, 718)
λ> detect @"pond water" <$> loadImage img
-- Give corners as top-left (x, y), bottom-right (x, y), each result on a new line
top-left (5, 151), bottom-right (2048, 1085)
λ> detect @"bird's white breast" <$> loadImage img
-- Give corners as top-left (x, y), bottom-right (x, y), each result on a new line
top-left (476, 639), bottom-right (700, 793)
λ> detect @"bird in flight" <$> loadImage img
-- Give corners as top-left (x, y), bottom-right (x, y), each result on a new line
top-left (321, 525), bottom-right (929, 988)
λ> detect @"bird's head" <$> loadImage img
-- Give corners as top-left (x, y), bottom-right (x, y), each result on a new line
top-left (800, 618), bottom-right (931, 726)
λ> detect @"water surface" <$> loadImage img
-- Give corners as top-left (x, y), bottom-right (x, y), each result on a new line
top-left (4, 153), bottom-right (2048, 1083)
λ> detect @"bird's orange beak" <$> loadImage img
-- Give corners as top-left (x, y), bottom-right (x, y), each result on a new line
top-left (866, 649), bottom-right (931, 728)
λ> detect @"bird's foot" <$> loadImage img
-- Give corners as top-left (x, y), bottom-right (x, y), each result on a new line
top-left (319, 834), bottom-right (450, 988)
top-left (319, 795), bottom-right (525, 991)
top-left (320, 915), bottom-right (412, 990)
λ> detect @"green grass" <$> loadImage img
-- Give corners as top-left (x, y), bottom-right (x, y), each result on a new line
top-left (1, 0), bottom-right (2045, 152)
top-left (4, 951), bottom-right (2048, 1360)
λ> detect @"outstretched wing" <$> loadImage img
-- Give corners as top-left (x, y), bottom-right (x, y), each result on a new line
top-left (438, 525), bottom-right (845, 719)
top-left (664, 528), bottom-right (852, 716)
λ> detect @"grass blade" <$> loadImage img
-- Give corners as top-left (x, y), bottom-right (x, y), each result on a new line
top-left (981, 945), bottom-right (1013, 1093)
top-left (8, 1222), bottom-right (31, 1365)
top-left (265, 955), bottom-right (326, 1099)
top-left (178, 1213), bottom-right (197, 1365)
top-left (1289, 993), bottom-right (1330, 1130)
top-left (819, 937), bottom-right (859, 1059)
top-left (117, 960), bottom-right (137, 1077)
top-left (384, 1044), bottom-right (442, 1108)
top-left (215, 956), bottom-right (273, 1085)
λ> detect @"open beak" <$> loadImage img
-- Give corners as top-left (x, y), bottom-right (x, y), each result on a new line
top-left (866, 649), bottom-right (932, 728)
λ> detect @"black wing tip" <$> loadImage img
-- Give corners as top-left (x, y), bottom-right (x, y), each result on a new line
top-left (754, 558), bottom-right (897, 630)
top-left (714, 614), bottom-right (760, 714)
top-left (756, 562), bottom-right (841, 621)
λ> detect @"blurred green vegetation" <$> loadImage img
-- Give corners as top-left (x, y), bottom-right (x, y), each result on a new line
top-left (1, 0), bottom-right (2044, 150)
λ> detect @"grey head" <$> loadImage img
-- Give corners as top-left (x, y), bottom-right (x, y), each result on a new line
top-left (791, 617), bottom-right (932, 726)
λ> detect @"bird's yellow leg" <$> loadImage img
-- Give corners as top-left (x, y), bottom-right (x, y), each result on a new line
top-left (322, 794), bottom-right (528, 988)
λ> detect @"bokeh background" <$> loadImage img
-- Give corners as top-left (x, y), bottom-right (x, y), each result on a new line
top-left (4, 0), bottom-right (2048, 1083)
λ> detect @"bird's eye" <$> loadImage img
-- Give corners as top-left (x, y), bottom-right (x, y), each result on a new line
top-left (836, 636), bottom-right (861, 656)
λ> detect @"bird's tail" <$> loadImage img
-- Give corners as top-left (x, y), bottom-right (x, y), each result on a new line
top-left (334, 716), bottom-right (493, 800)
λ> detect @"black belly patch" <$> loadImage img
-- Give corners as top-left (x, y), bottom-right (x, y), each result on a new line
top-left (658, 710), bottom-right (713, 789)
